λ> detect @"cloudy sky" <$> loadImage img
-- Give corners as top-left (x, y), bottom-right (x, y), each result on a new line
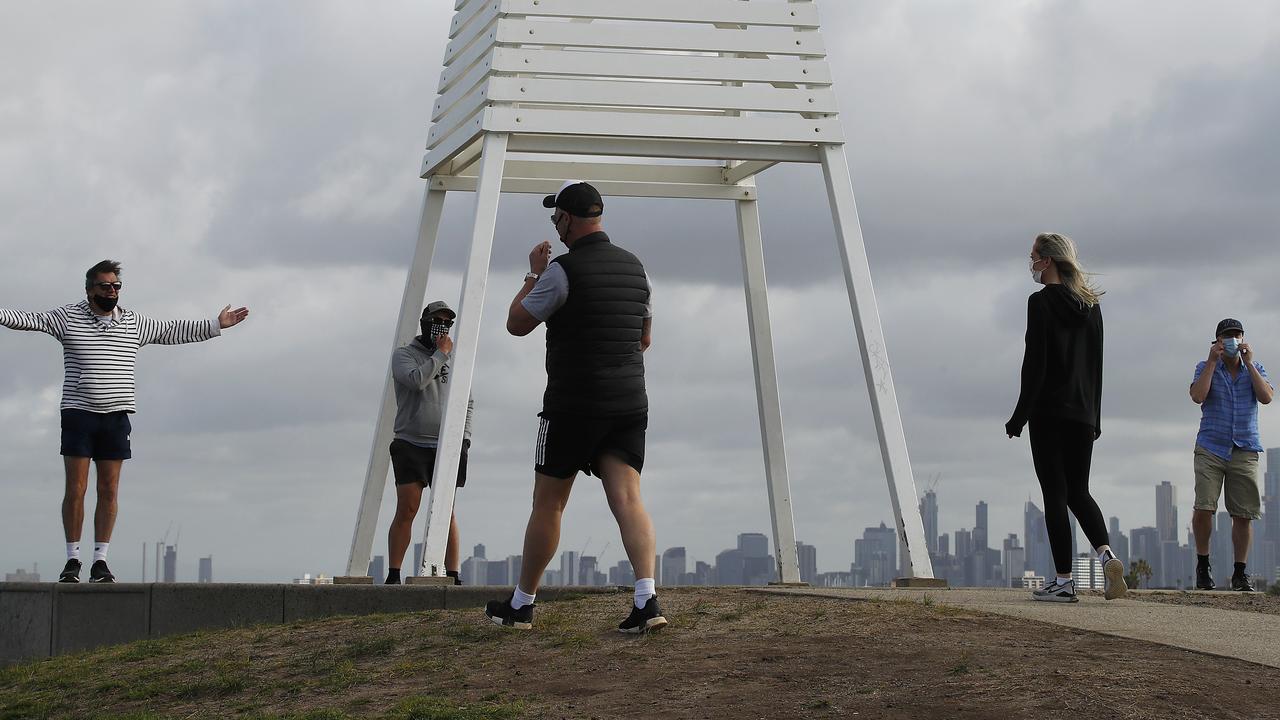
top-left (2, 2), bottom-right (1278, 582)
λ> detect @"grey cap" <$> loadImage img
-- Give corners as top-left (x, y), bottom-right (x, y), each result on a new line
top-left (422, 300), bottom-right (456, 319)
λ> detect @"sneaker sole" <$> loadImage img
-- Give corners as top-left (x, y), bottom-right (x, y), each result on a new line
top-left (1103, 559), bottom-right (1128, 600)
top-left (58, 577), bottom-right (79, 583)
top-left (88, 577), bottom-right (115, 584)
top-left (618, 615), bottom-right (668, 634)
top-left (486, 613), bottom-right (532, 631)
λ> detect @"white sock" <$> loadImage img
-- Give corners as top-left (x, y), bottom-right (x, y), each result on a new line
top-left (93, 542), bottom-right (109, 563)
top-left (1055, 576), bottom-right (1073, 586)
top-left (634, 577), bottom-right (656, 608)
top-left (512, 586), bottom-right (536, 609)
top-left (66, 542), bottom-right (80, 561)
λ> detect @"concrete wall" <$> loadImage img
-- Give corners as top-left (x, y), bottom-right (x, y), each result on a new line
top-left (0, 583), bottom-right (616, 666)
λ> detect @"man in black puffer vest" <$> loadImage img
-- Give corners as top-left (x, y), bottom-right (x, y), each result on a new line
top-left (484, 181), bottom-right (667, 635)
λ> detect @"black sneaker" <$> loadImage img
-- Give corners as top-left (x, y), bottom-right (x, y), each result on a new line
top-left (1031, 578), bottom-right (1078, 603)
top-left (88, 559), bottom-right (115, 584)
top-left (1196, 561), bottom-right (1215, 591)
top-left (58, 558), bottom-right (82, 583)
top-left (1231, 573), bottom-right (1255, 592)
top-left (447, 570), bottom-right (462, 586)
top-left (618, 595), bottom-right (668, 634)
top-left (485, 593), bottom-right (534, 630)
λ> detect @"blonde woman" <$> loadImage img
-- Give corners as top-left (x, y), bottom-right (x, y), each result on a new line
top-left (1006, 233), bottom-right (1126, 602)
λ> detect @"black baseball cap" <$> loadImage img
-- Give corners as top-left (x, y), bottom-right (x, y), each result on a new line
top-left (1215, 318), bottom-right (1244, 337)
top-left (543, 180), bottom-right (603, 218)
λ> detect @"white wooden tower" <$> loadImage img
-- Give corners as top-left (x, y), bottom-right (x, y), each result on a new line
top-left (342, 0), bottom-right (936, 584)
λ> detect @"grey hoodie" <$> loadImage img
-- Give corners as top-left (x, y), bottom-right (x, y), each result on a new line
top-left (392, 338), bottom-right (473, 447)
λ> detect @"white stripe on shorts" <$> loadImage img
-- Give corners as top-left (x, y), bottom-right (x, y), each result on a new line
top-left (535, 417), bottom-right (549, 466)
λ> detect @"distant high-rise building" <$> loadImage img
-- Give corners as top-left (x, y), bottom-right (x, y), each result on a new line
top-left (1001, 534), bottom-right (1024, 587)
top-left (854, 523), bottom-right (897, 587)
top-left (937, 533), bottom-right (950, 558)
top-left (738, 533), bottom-right (769, 559)
top-left (1129, 526), bottom-right (1161, 588)
top-left (1262, 449), bottom-right (1280, 583)
top-left (1024, 502), bottom-right (1052, 580)
top-left (920, 491), bottom-right (939, 557)
top-left (609, 559), bottom-right (635, 586)
top-left (163, 545), bottom-right (177, 583)
top-left (461, 552), bottom-right (487, 586)
top-left (1156, 481), bottom-right (1177, 543)
top-left (796, 542), bottom-right (818, 585)
top-left (5, 565), bottom-right (39, 582)
top-left (198, 556), bottom-right (213, 583)
top-left (954, 529), bottom-right (973, 562)
top-left (661, 547), bottom-right (687, 587)
top-left (473, 544), bottom-right (487, 560)
top-left (505, 555), bottom-right (522, 586)
top-left (974, 501), bottom-right (989, 551)
top-left (560, 551), bottom-right (580, 586)
top-left (579, 555), bottom-right (603, 586)
top-left (1107, 517), bottom-right (1129, 569)
top-left (485, 561), bottom-right (509, 586)
top-left (1072, 554), bottom-right (1104, 590)
top-left (715, 548), bottom-right (745, 585)
top-left (368, 555), bottom-right (385, 583)
top-left (1209, 511), bottom-right (1234, 585)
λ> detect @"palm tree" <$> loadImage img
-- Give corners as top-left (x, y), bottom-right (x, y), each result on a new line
top-left (1126, 559), bottom-right (1153, 589)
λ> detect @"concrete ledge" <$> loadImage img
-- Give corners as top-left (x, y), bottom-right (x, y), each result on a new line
top-left (0, 583), bottom-right (53, 665)
top-left (53, 583), bottom-right (150, 656)
top-left (150, 584), bottom-right (284, 636)
top-left (283, 584), bottom-right (446, 622)
top-left (892, 577), bottom-right (949, 589)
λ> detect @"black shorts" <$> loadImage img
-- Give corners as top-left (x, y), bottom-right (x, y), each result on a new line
top-left (534, 412), bottom-right (647, 479)
top-left (389, 439), bottom-right (468, 488)
top-left (60, 409), bottom-right (132, 461)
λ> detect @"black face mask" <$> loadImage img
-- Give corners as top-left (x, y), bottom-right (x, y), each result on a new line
top-left (91, 295), bottom-right (119, 313)
top-left (420, 319), bottom-right (450, 344)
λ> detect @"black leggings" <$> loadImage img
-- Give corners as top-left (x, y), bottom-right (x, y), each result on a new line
top-left (1029, 416), bottom-right (1110, 575)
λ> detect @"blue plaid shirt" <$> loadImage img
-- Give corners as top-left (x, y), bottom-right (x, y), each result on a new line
top-left (1193, 359), bottom-right (1271, 460)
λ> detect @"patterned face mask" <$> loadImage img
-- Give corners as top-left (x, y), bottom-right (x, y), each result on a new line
top-left (429, 320), bottom-right (451, 340)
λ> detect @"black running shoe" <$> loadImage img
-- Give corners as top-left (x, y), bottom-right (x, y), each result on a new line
top-left (485, 593), bottom-right (534, 630)
top-left (58, 558), bottom-right (82, 583)
top-left (618, 595), bottom-right (668, 634)
top-left (1231, 573), bottom-right (1255, 592)
top-left (1196, 561), bottom-right (1215, 591)
top-left (447, 570), bottom-right (462, 586)
top-left (88, 559), bottom-right (115, 584)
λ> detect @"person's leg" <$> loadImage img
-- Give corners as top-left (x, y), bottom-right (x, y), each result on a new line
top-left (1061, 424), bottom-right (1109, 551)
top-left (1231, 517), bottom-right (1253, 564)
top-left (445, 512), bottom-right (460, 574)
top-left (62, 457), bottom-right (91, 545)
top-left (597, 453), bottom-right (656, 582)
top-left (1192, 447), bottom-right (1226, 555)
top-left (93, 460), bottom-right (123, 544)
top-left (1191, 509), bottom-right (1215, 555)
top-left (517, 473), bottom-right (576, 595)
top-left (1029, 420), bottom-right (1072, 579)
top-left (388, 482), bottom-right (424, 572)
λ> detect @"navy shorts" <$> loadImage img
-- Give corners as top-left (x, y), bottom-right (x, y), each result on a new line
top-left (60, 409), bottom-right (132, 460)
top-left (389, 439), bottom-right (468, 488)
top-left (534, 412), bottom-right (647, 479)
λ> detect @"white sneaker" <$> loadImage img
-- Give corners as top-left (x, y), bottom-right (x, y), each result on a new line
top-left (1103, 557), bottom-right (1128, 600)
top-left (1032, 578), bottom-right (1078, 603)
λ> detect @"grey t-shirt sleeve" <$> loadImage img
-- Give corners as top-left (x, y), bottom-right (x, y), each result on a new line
top-left (520, 263), bottom-right (654, 321)
top-left (521, 263), bottom-right (570, 322)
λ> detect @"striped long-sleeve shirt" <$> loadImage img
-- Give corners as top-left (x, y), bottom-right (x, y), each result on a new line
top-left (0, 300), bottom-right (220, 413)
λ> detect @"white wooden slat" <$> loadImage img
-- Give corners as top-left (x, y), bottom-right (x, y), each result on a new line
top-left (724, 160), bottom-right (778, 184)
top-left (429, 87), bottom-right (490, 148)
top-left (483, 106), bottom-right (844, 144)
top-left (435, 56), bottom-right (494, 120)
top-left (505, 135), bottom-right (822, 163)
top-left (488, 160), bottom-right (728, 185)
top-left (496, 19), bottom-right (826, 58)
top-left (445, 12), bottom-right (499, 66)
top-left (498, 0), bottom-right (821, 28)
top-left (450, 0), bottom-right (498, 41)
top-left (488, 47), bottom-right (831, 86)
top-left (482, 76), bottom-right (838, 115)
top-left (454, 0), bottom-right (481, 11)
top-left (439, 30), bottom-right (498, 95)
top-left (422, 112), bottom-right (485, 177)
top-left (431, 175), bottom-right (758, 201)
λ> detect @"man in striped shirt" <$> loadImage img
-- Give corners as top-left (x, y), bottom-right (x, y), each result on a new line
top-left (0, 260), bottom-right (249, 583)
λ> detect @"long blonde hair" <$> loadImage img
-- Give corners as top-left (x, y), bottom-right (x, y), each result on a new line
top-left (1035, 232), bottom-right (1104, 307)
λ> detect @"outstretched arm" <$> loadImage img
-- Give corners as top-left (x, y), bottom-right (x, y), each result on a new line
top-left (0, 307), bottom-right (68, 340)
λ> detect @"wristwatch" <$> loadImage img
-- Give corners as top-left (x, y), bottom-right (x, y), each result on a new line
top-left (524, 272), bottom-right (539, 282)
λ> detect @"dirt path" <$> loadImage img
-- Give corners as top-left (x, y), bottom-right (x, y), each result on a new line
top-left (3, 589), bottom-right (1278, 719)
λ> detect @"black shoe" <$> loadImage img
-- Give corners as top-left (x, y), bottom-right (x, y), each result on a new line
top-left (58, 559), bottom-right (82, 583)
top-left (1231, 573), bottom-right (1255, 592)
top-left (618, 595), bottom-right (668, 634)
top-left (1196, 562), bottom-right (1215, 591)
top-left (485, 593), bottom-right (534, 630)
top-left (447, 570), bottom-right (462, 586)
top-left (1031, 578), bottom-right (1078, 603)
top-left (385, 568), bottom-right (402, 585)
top-left (88, 560), bottom-right (115, 584)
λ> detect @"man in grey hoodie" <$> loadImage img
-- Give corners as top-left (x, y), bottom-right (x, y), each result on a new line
top-left (384, 300), bottom-right (473, 585)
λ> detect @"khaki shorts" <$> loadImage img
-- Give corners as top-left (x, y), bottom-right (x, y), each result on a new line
top-left (1193, 445), bottom-right (1262, 519)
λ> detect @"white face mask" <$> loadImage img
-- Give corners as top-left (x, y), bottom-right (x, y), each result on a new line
top-left (1222, 337), bottom-right (1241, 358)
top-left (1029, 258), bottom-right (1045, 285)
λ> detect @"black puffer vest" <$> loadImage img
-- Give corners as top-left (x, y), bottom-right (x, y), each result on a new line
top-left (543, 232), bottom-right (649, 416)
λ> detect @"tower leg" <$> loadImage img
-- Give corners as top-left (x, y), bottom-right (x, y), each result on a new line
top-left (418, 133), bottom-right (509, 576)
top-left (344, 186), bottom-right (449, 578)
top-left (735, 197), bottom-right (803, 585)
top-left (818, 143), bottom-right (934, 579)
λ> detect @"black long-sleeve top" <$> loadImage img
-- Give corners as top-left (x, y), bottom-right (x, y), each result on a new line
top-left (1005, 284), bottom-right (1104, 438)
